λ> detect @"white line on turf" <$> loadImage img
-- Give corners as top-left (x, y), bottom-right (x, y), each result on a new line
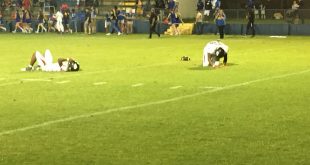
top-left (21, 78), bottom-right (52, 82)
top-left (132, 83), bottom-right (144, 87)
top-left (0, 69), bottom-right (309, 136)
top-left (0, 62), bottom-right (177, 87)
top-left (199, 86), bottom-right (221, 89)
top-left (56, 81), bottom-right (70, 84)
top-left (170, 86), bottom-right (183, 89)
top-left (93, 82), bottom-right (107, 86)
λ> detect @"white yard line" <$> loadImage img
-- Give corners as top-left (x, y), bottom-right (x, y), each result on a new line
top-left (56, 81), bottom-right (70, 84)
top-left (93, 82), bottom-right (107, 86)
top-left (199, 86), bottom-right (221, 89)
top-left (170, 86), bottom-right (183, 89)
top-left (21, 78), bottom-right (52, 82)
top-left (0, 69), bottom-right (309, 136)
top-left (132, 83), bottom-right (144, 87)
top-left (0, 62), bottom-right (177, 87)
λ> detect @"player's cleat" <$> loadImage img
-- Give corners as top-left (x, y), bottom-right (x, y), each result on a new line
top-left (21, 66), bottom-right (33, 72)
top-left (106, 33), bottom-right (111, 36)
top-left (118, 32), bottom-right (121, 36)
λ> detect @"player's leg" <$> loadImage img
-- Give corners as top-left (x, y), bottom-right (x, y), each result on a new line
top-left (21, 51), bottom-right (45, 71)
top-left (44, 49), bottom-right (53, 65)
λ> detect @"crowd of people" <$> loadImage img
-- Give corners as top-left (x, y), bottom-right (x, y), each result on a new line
top-left (0, 0), bottom-right (307, 35)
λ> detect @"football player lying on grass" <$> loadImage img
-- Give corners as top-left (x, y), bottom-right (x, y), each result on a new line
top-left (21, 49), bottom-right (80, 72)
top-left (203, 40), bottom-right (228, 68)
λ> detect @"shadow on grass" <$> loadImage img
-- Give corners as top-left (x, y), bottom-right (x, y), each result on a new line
top-left (188, 63), bottom-right (238, 71)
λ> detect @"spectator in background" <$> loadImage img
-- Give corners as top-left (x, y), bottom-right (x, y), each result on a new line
top-left (91, 6), bottom-right (96, 33)
top-left (71, 9), bottom-right (78, 33)
top-left (106, 6), bottom-right (121, 35)
top-left (197, 0), bottom-right (204, 12)
top-left (149, 8), bottom-right (160, 39)
top-left (214, 9), bottom-right (225, 39)
top-left (55, 10), bottom-right (64, 33)
top-left (204, 0), bottom-right (212, 21)
top-left (167, 9), bottom-right (178, 35)
top-left (136, 0), bottom-right (143, 17)
top-left (63, 10), bottom-right (72, 33)
top-left (215, 0), bottom-right (221, 9)
top-left (247, 0), bottom-right (254, 9)
top-left (260, 3), bottom-right (265, 19)
top-left (118, 10), bottom-right (126, 34)
top-left (246, 8), bottom-right (255, 37)
top-left (168, 0), bottom-right (175, 12)
top-left (36, 10), bottom-right (47, 33)
top-left (22, 10), bottom-right (33, 33)
top-left (126, 9), bottom-right (134, 34)
top-left (22, 0), bottom-right (31, 10)
top-left (104, 12), bottom-right (111, 33)
top-left (12, 10), bottom-right (24, 33)
top-left (0, 11), bottom-right (7, 32)
top-left (195, 10), bottom-right (203, 35)
top-left (84, 8), bottom-right (92, 34)
top-left (298, 0), bottom-right (304, 24)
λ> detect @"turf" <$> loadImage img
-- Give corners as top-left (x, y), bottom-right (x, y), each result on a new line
top-left (0, 33), bottom-right (310, 164)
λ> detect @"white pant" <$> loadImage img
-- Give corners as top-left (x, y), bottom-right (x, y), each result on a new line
top-left (56, 20), bottom-right (64, 32)
top-left (35, 50), bottom-right (61, 72)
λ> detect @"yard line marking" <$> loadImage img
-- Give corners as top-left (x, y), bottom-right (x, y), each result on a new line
top-left (132, 83), bottom-right (144, 87)
top-left (0, 69), bottom-right (309, 137)
top-left (170, 86), bottom-right (183, 89)
top-left (0, 62), bottom-right (178, 87)
top-left (21, 78), bottom-right (52, 82)
top-left (56, 80), bottom-right (70, 84)
top-left (199, 86), bottom-right (221, 89)
top-left (93, 82), bottom-right (107, 86)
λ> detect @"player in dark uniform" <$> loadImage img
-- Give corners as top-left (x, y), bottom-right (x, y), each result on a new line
top-left (149, 8), bottom-right (160, 39)
top-left (246, 9), bottom-right (255, 37)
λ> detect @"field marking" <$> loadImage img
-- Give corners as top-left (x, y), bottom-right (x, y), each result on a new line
top-left (0, 62), bottom-right (177, 87)
top-left (56, 81), bottom-right (70, 84)
top-left (0, 69), bottom-right (309, 137)
top-left (93, 82), bottom-right (107, 86)
top-left (132, 83), bottom-right (144, 87)
top-left (199, 86), bottom-right (221, 89)
top-left (21, 78), bottom-right (52, 82)
top-left (170, 86), bottom-right (183, 89)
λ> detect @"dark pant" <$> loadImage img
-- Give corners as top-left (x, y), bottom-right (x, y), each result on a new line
top-left (149, 23), bottom-right (160, 38)
top-left (218, 25), bottom-right (225, 39)
top-left (246, 21), bottom-right (255, 36)
top-left (196, 22), bottom-right (203, 35)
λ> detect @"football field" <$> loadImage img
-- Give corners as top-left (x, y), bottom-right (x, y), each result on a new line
top-left (0, 33), bottom-right (310, 164)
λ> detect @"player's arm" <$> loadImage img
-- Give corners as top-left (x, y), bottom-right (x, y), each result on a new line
top-left (223, 53), bottom-right (228, 65)
top-left (58, 58), bottom-right (73, 66)
top-left (207, 53), bottom-right (213, 66)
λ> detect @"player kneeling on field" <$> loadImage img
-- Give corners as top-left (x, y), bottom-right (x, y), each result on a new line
top-left (21, 49), bottom-right (80, 72)
top-left (203, 40), bottom-right (229, 68)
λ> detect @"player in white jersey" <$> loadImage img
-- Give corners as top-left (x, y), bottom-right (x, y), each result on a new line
top-left (55, 10), bottom-right (64, 33)
top-left (21, 49), bottom-right (80, 72)
top-left (203, 40), bottom-right (229, 68)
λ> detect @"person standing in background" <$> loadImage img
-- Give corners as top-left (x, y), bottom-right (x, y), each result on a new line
top-left (195, 10), bottom-right (203, 35)
top-left (214, 9), bottom-right (225, 39)
top-left (246, 8), bottom-right (255, 37)
top-left (149, 8), bottom-right (160, 39)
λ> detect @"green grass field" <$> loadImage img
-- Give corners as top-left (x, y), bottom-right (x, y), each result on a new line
top-left (0, 33), bottom-right (310, 164)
